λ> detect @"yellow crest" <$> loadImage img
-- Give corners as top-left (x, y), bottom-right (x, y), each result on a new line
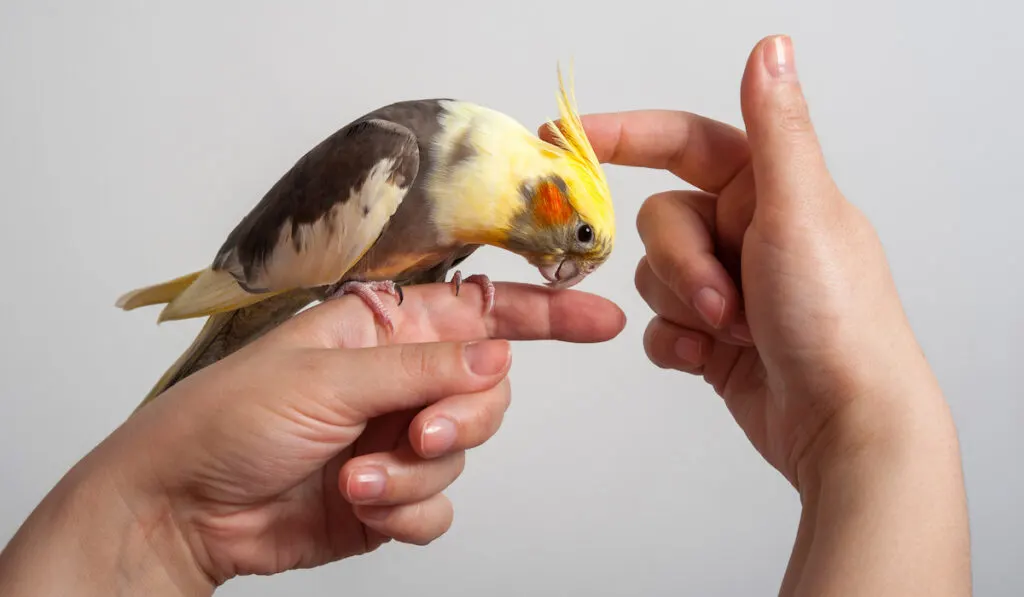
top-left (543, 62), bottom-right (615, 240)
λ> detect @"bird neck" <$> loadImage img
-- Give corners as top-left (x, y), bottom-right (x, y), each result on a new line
top-left (426, 101), bottom-right (560, 249)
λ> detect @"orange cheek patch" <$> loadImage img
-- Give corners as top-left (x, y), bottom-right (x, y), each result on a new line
top-left (532, 181), bottom-right (573, 226)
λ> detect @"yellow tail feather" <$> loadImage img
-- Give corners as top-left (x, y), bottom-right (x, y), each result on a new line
top-left (157, 268), bottom-right (281, 323)
top-left (119, 269), bottom-right (296, 411)
top-left (115, 270), bottom-right (203, 311)
top-left (115, 268), bottom-right (282, 323)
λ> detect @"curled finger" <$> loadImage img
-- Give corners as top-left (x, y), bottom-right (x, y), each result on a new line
top-left (407, 377), bottom-right (511, 459)
top-left (635, 257), bottom-right (751, 346)
top-left (642, 316), bottom-right (713, 374)
top-left (340, 446), bottom-right (466, 506)
top-left (636, 190), bottom-right (745, 334)
top-left (353, 493), bottom-right (454, 546)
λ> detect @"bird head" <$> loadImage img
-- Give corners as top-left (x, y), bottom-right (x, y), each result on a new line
top-left (501, 66), bottom-right (616, 289)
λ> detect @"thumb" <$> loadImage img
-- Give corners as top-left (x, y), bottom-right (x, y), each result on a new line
top-left (306, 339), bottom-right (511, 421)
top-left (740, 35), bottom-right (836, 215)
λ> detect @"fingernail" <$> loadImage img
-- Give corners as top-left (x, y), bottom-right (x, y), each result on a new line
top-left (421, 416), bottom-right (457, 457)
top-left (347, 467), bottom-right (386, 502)
top-left (465, 340), bottom-right (510, 376)
top-left (694, 288), bottom-right (726, 328)
top-left (764, 35), bottom-right (796, 79)
top-left (674, 336), bottom-right (703, 365)
top-left (730, 322), bottom-right (754, 344)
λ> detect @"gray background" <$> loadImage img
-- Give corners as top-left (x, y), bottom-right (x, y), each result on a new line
top-left (1, 1), bottom-right (1020, 595)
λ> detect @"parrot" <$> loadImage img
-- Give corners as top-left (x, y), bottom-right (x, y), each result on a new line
top-left (115, 67), bottom-right (616, 410)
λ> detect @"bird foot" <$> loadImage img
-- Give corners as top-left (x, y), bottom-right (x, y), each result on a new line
top-left (325, 280), bottom-right (404, 334)
top-left (449, 271), bottom-right (495, 314)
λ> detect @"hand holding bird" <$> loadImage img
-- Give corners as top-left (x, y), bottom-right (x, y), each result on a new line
top-left (0, 282), bottom-right (624, 593)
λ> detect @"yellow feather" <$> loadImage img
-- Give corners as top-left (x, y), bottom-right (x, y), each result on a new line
top-left (156, 268), bottom-right (281, 323)
top-left (416, 70), bottom-right (616, 257)
top-left (544, 62), bottom-right (616, 240)
top-left (115, 270), bottom-right (203, 311)
top-left (426, 100), bottom-right (550, 241)
top-left (117, 266), bottom-right (282, 323)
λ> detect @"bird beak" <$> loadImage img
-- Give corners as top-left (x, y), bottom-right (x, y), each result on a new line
top-left (538, 259), bottom-right (588, 289)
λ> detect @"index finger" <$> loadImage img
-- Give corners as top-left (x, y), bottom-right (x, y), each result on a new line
top-left (286, 282), bottom-right (627, 348)
top-left (539, 110), bottom-right (751, 194)
top-left (476, 282), bottom-right (627, 343)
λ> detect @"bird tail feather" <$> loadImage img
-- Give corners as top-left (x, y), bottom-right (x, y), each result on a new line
top-left (133, 312), bottom-right (234, 412)
top-left (116, 268), bottom-right (280, 323)
top-left (115, 270), bottom-right (203, 311)
top-left (116, 268), bottom-right (285, 413)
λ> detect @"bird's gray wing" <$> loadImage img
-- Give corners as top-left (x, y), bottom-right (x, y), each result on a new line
top-left (213, 117), bottom-right (421, 293)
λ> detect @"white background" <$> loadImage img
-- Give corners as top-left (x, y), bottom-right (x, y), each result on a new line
top-left (1, 1), bottom-right (1020, 595)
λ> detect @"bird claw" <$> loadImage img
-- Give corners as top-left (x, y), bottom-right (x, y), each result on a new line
top-left (325, 280), bottom-right (404, 334)
top-left (449, 270), bottom-right (495, 314)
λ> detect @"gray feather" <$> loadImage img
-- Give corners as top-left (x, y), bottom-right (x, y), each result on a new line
top-left (137, 100), bottom-right (486, 406)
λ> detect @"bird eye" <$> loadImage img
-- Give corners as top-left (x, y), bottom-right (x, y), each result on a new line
top-left (576, 223), bottom-right (593, 244)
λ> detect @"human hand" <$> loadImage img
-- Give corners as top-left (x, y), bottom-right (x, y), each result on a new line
top-left (0, 282), bottom-right (624, 594)
top-left (545, 37), bottom-right (948, 490)
top-left (540, 35), bottom-right (969, 596)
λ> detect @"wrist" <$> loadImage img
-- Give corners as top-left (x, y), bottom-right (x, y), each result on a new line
top-left (794, 354), bottom-right (958, 497)
top-left (798, 391), bottom-right (959, 499)
top-left (785, 376), bottom-right (971, 596)
top-left (0, 450), bottom-right (215, 597)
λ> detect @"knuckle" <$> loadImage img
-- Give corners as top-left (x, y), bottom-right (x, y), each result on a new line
top-left (450, 452), bottom-right (467, 477)
top-left (635, 203), bottom-right (646, 232)
top-left (637, 243), bottom-right (690, 300)
top-left (643, 342), bottom-right (672, 370)
top-left (402, 460), bottom-right (430, 491)
top-left (289, 349), bottom-right (323, 377)
top-left (659, 256), bottom-right (691, 299)
top-left (642, 320), bottom-right (672, 369)
top-left (636, 196), bottom-right (657, 232)
top-left (459, 404), bottom-right (491, 440)
top-left (409, 502), bottom-right (454, 546)
top-left (634, 257), bottom-right (649, 295)
top-left (287, 350), bottom-right (334, 394)
top-left (636, 192), bottom-right (671, 232)
top-left (774, 93), bottom-right (812, 133)
top-left (630, 257), bottom-right (647, 294)
top-left (467, 383), bottom-right (511, 434)
top-left (636, 260), bottom-right (684, 321)
top-left (645, 318), bottom-right (709, 376)
top-left (437, 499), bottom-right (455, 532)
top-left (479, 390), bottom-right (508, 430)
top-left (398, 344), bottom-right (440, 380)
top-left (499, 378), bottom-right (512, 413)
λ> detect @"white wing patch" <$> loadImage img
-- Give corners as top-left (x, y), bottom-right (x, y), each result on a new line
top-left (249, 157), bottom-right (408, 291)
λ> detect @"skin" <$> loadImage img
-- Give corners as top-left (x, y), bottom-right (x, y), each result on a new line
top-left (539, 36), bottom-right (970, 595)
top-left (0, 34), bottom-right (970, 597)
top-left (0, 282), bottom-right (626, 594)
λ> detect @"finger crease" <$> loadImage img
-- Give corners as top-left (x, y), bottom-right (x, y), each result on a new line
top-left (607, 120), bottom-right (625, 164)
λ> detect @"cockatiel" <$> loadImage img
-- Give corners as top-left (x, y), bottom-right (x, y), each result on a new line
top-left (117, 68), bottom-right (615, 409)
